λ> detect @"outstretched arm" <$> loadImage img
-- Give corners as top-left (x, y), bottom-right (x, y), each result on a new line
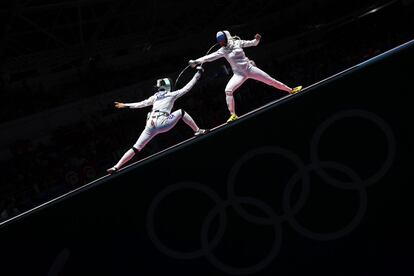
top-left (240, 33), bottom-right (261, 48)
top-left (169, 68), bottom-right (203, 98)
top-left (115, 95), bottom-right (155, 109)
top-left (189, 49), bottom-right (224, 67)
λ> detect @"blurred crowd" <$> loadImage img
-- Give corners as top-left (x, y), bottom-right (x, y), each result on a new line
top-left (1, 2), bottom-right (413, 221)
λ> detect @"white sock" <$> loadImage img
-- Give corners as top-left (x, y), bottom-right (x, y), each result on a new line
top-left (226, 94), bottom-right (235, 114)
top-left (114, 148), bottom-right (136, 169)
top-left (182, 112), bottom-right (199, 132)
top-left (271, 79), bottom-right (292, 92)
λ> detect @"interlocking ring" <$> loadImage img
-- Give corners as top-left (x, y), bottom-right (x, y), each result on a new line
top-left (147, 181), bottom-right (227, 259)
top-left (310, 110), bottom-right (396, 189)
top-left (147, 109), bottom-right (396, 275)
top-left (227, 146), bottom-right (310, 223)
top-left (201, 197), bottom-right (282, 275)
top-left (283, 161), bottom-right (367, 241)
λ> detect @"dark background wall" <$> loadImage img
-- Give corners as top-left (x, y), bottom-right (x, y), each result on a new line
top-left (0, 37), bottom-right (413, 275)
top-left (0, 1), bottom-right (413, 274)
top-left (1, 0), bottom-right (413, 221)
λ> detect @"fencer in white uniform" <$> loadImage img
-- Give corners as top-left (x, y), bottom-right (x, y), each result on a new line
top-left (107, 67), bottom-right (208, 174)
top-left (189, 30), bottom-right (302, 123)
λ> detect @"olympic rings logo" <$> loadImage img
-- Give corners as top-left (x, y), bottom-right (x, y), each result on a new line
top-left (147, 110), bottom-right (396, 275)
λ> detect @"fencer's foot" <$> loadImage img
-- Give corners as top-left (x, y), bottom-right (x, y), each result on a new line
top-left (194, 129), bottom-right (210, 136)
top-left (107, 167), bottom-right (118, 175)
top-left (226, 114), bottom-right (239, 123)
top-left (291, 86), bottom-right (303, 94)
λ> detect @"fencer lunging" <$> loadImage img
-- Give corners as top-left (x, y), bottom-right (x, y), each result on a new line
top-left (107, 67), bottom-right (208, 174)
top-left (189, 30), bottom-right (302, 123)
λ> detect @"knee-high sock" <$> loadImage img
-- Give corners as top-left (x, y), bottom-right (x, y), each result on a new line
top-left (114, 148), bottom-right (136, 169)
top-left (269, 79), bottom-right (291, 92)
top-left (248, 66), bottom-right (292, 93)
top-left (182, 111), bottom-right (199, 132)
top-left (226, 92), bottom-right (235, 114)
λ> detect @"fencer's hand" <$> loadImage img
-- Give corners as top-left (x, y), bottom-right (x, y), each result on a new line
top-left (114, 102), bottom-right (126, 109)
top-left (189, 60), bottom-right (198, 68)
top-left (255, 33), bottom-right (262, 40)
top-left (196, 66), bottom-right (204, 73)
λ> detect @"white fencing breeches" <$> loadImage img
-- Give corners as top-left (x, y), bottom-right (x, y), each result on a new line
top-left (113, 110), bottom-right (199, 169)
top-left (134, 110), bottom-right (186, 150)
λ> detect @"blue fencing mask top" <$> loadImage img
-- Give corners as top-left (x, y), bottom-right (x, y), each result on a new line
top-left (216, 30), bottom-right (232, 47)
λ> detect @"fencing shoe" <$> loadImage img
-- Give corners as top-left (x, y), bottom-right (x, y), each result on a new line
top-left (195, 129), bottom-right (209, 136)
top-left (107, 167), bottom-right (118, 175)
top-left (291, 86), bottom-right (303, 94)
top-left (226, 114), bottom-right (239, 123)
